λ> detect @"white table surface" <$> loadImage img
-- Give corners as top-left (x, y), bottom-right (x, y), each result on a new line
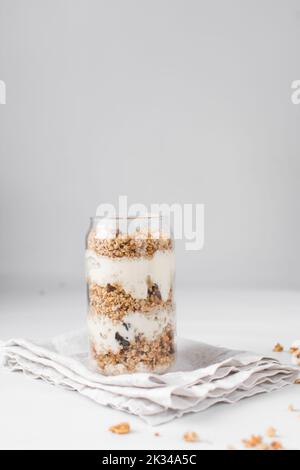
top-left (1, 286), bottom-right (300, 450)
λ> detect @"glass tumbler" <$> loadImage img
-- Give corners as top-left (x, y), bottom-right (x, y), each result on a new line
top-left (85, 215), bottom-right (176, 375)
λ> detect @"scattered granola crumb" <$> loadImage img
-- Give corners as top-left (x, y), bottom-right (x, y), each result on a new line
top-left (183, 431), bottom-right (199, 443)
top-left (266, 426), bottom-right (276, 438)
top-left (154, 432), bottom-right (160, 437)
top-left (289, 340), bottom-right (300, 353)
top-left (270, 440), bottom-right (283, 450)
top-left (288, 404), bottom-right (294, 412)
top-left (242, 435), bottom-right (262, 448)
top-left (289, 347), bottom-right (299, 354)
top-left (273, 343), bottom-right (284, 352)
top-left (242, 431), bottom-right (283, 451)
top-left (109, 422), bottom-right (130, 434)
top-left (291, 351), bottom-right (300, 366)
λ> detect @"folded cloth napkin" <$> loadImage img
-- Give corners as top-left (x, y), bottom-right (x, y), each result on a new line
top-left (1, 330), bottom-right (298, 425)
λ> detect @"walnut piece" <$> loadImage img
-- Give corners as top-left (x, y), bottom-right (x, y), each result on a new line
top-left (270, 440), bottom-right (283, 450)
top-left (242, 435), bottom-right (262, 448)
top-left (183, 431), bottom-right (199, 443)
top-left (109, 422), bottom-right (130, 434)
top-left (273, 343), bottom-right (284, 352)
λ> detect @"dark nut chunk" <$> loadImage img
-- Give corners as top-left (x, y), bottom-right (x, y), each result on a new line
top-left (115, 332), bottom-right (130, 349)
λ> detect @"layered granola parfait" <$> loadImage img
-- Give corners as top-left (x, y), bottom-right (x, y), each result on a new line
top-left (86, 215), bottom-right (176, 375)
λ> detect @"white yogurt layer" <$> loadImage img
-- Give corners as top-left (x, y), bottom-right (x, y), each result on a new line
top-left (87, 308), bottom-right (175, 354)
top-left (86, 249), bottom-right (175, 301)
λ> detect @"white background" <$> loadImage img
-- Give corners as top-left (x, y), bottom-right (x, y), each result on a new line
top-left (0, 0), bottom-right (300, 289)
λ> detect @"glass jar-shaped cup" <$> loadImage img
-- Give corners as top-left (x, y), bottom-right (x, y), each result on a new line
top-left (85, 215), bottom-right (176, 375)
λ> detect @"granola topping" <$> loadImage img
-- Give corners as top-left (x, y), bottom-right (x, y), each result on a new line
top-left (88, 229), bottom-right (173, 259)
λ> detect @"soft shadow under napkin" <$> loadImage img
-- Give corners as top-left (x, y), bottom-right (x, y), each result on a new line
top-left (1, 330), bottom-right (298, 425)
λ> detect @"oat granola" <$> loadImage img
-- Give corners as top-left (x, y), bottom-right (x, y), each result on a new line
top-left (87, 229), bottom-right (173, 259)
top-left (89, 283), bottom-right (173, 321)
top-left (91, 325), bottom-right (175, 374)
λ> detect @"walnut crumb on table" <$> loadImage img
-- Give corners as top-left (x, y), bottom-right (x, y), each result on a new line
top-left (270, 440), bottom-right (283, 450)
top-left (242, 434), bottom-right (284, 451)
top-left (289, 347), bottom-right (299, 354)
top-left (273, 343), bottom-right (284, 352)
top-left (292, 352), bottom-right (300, 366)
top-left (183, 432), bottom-right (199, 443)
top-left (109, 422), bottom-right (131, 434)
top-left (242, 435), bottom-right (262, 448)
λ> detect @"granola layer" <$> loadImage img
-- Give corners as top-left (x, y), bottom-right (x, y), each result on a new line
top-left (87, 229), bottom-right (173, 259)
top-left (87, 308), bottom-right (175, 354)
top-left (88, 283), bottom-right (173, 321)
top-left (90, 325), bottom-right (175, 375)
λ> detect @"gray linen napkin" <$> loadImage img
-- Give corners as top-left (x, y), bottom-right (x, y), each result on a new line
top-left (1, 330), bottom-right (298, 425)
